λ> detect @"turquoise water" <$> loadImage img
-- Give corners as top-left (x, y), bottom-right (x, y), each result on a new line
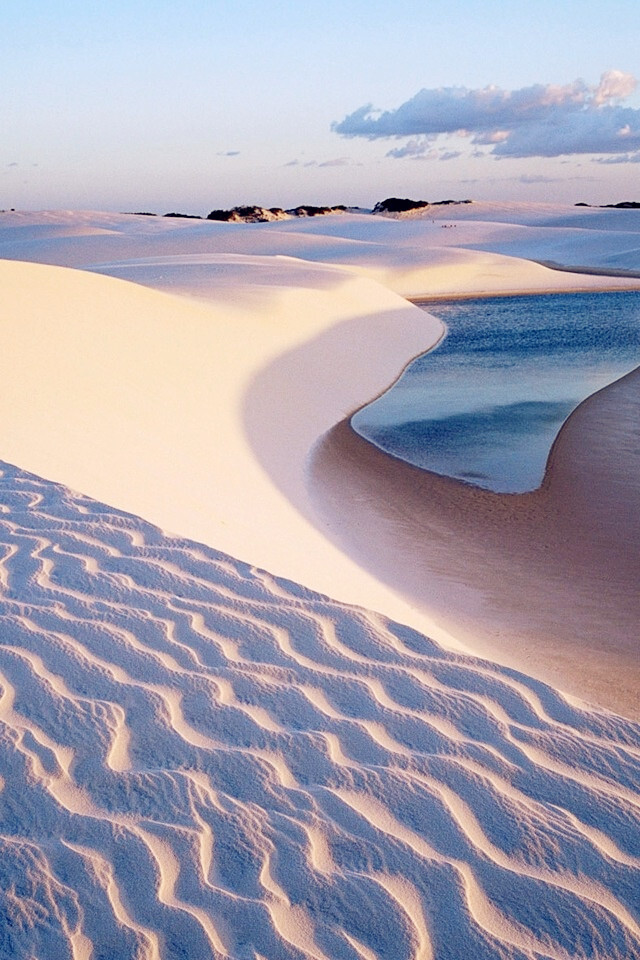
top-left (352, 291), bottom-right (640, 493)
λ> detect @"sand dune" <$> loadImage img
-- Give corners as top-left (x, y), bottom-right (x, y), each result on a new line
top-left (0, 462), bottom-right (638, 959)
top-left (2, 204), bottom-right (640, 298)
top-left (0, 205), bottom-right (639, 957)
top-left (0, 253), bottom-right (446, 645)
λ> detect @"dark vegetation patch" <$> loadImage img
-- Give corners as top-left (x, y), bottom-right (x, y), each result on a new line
top-left (122, 197), bottom-right (472, 222)
top-left (286, 204), bottom-right (348, 217)
top-left (575, 201), bottom-right (640, 209)
top-left (163, 212), bottom-right (203, 219)
top-left (372, 197), bottom-right (472, 214)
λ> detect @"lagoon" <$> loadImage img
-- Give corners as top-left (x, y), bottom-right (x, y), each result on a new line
top-left (352, 291), bottom-right (640, 493)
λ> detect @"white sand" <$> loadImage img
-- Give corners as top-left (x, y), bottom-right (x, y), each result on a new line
top-left (0, 253), bottom-right (446, 645)
top-left (0, 204), bottom-right (639, 957)
top-left (0, 462), bottom-right (638, 959)
top-left (1, 207), bottom-right (639, 678)
top-left (1, 206), bottom-right (639, 633)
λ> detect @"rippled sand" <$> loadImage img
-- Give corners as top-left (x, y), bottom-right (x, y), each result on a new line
top-left (1, 462), bottom-right (638, 959)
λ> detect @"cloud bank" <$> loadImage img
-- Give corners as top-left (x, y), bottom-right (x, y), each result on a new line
top-left (334, 71), bottom-right (640, 162)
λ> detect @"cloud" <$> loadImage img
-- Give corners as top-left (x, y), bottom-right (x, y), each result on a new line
top-left (286, 156), bottom-right (355, 168)
top-left (518, 174), bottom-right (564, 183)
top-left (385, 138), bottom-right (433, 159)
top-left (461, 173), bottom-right (598, 187)
top-left (334, 70), bottom-right (640, 161)
top-left (385, 140), bottom-right (462, 161)
top-left (592, 69), bottom-right (637, 105)
top-left (594, 151), bottom-right (640, 164)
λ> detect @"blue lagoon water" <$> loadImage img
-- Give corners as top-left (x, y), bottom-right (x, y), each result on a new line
top-left (352, 291), bottom-right (640, 493)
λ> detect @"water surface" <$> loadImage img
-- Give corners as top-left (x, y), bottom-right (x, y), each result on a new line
top-left (352, 291), bottom-right (640, 492)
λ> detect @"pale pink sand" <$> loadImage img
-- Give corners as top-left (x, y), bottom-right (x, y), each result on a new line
top-left (0, 255), bottom-right (445, 643)
top-left (309, 364), bottom-right (640, 718)
top-left (1, 206), bottom-right (639, 716)
top-left (0, 208), bottom-right (639, 958)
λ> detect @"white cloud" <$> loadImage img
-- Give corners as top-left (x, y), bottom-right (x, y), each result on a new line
top-left (385, 138), bottom-right (434, 159)
top-left (593, 69), bottom-right (637, 106)
top-left (334, 71), bottom-right (640, 162)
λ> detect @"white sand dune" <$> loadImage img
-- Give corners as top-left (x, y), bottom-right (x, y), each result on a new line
top-left (0, 205), bottom-right (639, 957)
top-left (1, 209), bottom-right (639, 695)
top-left (0, 253), bottom-right (445, 644)
top-left (0, 462), bottom-right (638, 959)
top-left (2, 203), bottom-right (640, 298)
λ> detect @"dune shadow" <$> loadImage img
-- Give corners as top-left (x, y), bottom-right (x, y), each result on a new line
top-left (242, 303), bottom-right (640, 718)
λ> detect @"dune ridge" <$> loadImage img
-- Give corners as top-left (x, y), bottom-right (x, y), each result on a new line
top-left (0, 461), bottom-right (639, 959)
top-left (1, 206), bottom-right (639, 956)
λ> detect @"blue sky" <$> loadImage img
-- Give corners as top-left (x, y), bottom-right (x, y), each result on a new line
top-left (3, 0), bottom-right (640, 212)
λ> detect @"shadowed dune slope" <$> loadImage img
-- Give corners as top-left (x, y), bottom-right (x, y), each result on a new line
top-left (309, 366), bottom-right (640, 720)
top-left (0, 461), bottom-right (639, 960)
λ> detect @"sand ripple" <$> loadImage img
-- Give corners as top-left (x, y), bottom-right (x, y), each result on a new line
top-left (0, 461), bottom-right (638, 959)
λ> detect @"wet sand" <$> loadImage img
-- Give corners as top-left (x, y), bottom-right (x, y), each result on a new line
top-left (310, 366), bottom-right (640, 719)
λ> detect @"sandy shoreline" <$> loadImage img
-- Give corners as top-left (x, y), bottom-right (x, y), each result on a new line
top-left (310, 361), bottom-right (640, 719)
top-left (409, 275), bottom-right (640, 302)
top-left (534, 259), bottom-right (640, 280)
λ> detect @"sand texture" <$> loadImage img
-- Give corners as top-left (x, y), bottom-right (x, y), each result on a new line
top-left (0, 462), bottom-right (638, 960)
top-left (0, 205), bottom-right (639, 957)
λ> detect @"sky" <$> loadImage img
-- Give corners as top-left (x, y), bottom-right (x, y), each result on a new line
top-left (2, 0), bottom-right (640, 213)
